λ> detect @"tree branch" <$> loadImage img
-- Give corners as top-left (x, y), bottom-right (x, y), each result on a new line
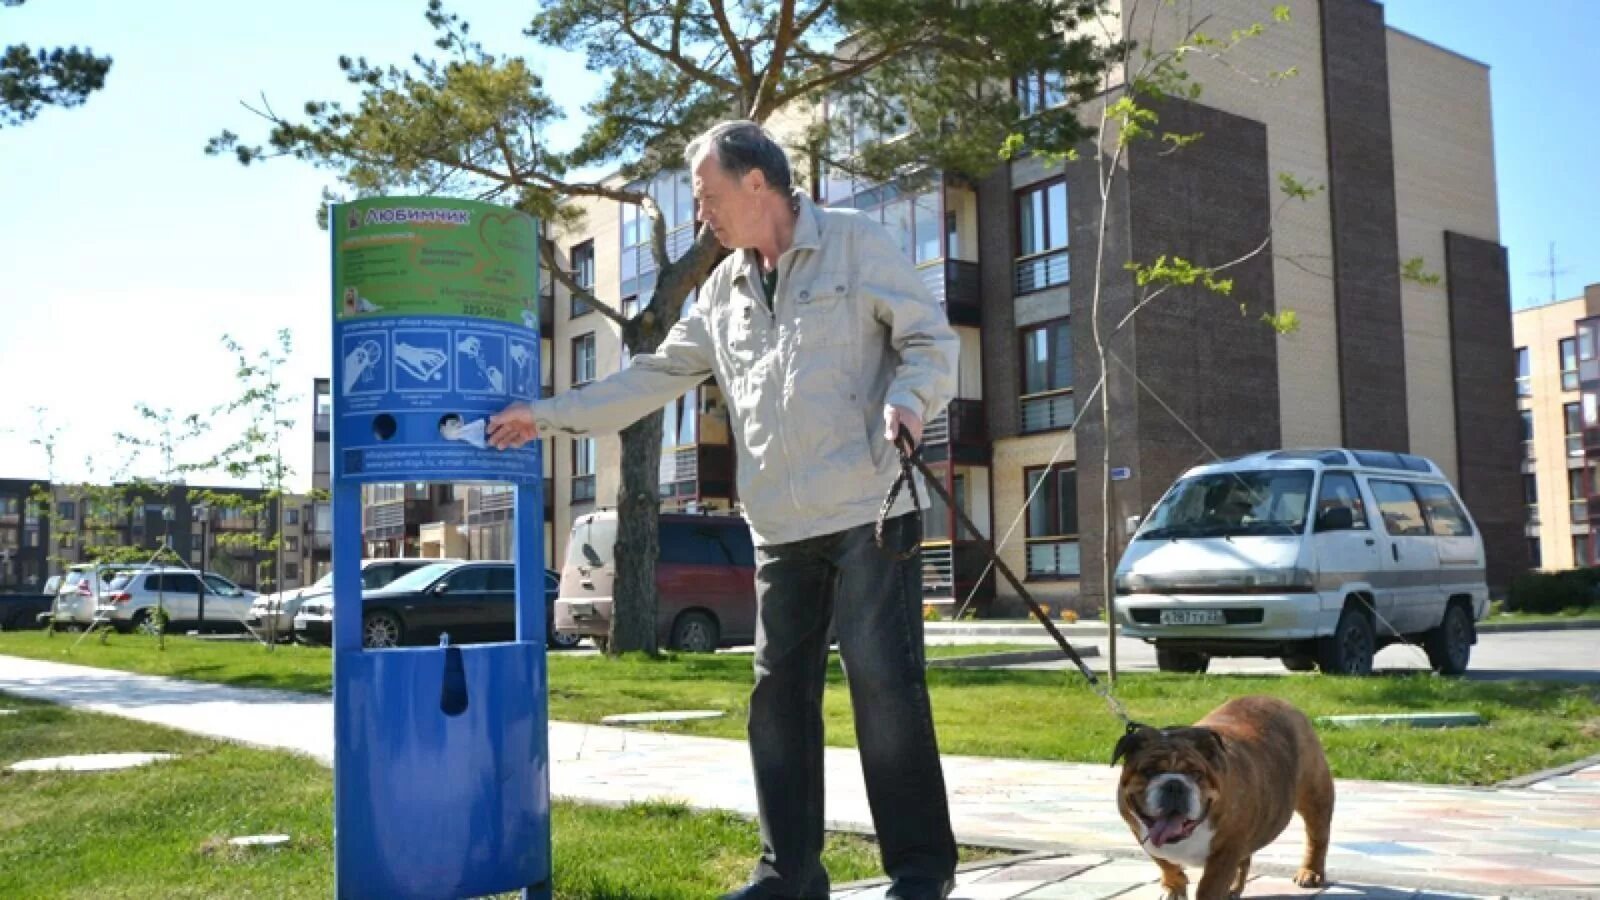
top-left (540, 240), bottom-right (631, 328)
top-left (708, 0), bottom-right (757, 104)
top-left (619, 0), bottom-right (740, 94)
top-left (774, 39), bottom-right (919, 108)
top-left (751, 0), bottom-right (798, 119)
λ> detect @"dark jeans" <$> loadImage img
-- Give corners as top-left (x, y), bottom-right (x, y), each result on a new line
top-left (746, 513), bottom-right (957, 898)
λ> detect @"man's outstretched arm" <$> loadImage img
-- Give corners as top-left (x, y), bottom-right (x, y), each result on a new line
top-left (488, 299), bottom-right (716, 449)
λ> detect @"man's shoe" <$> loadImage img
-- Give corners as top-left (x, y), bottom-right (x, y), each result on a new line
top-left (884, 876), bottom-right (955, 900)
top-left (718, 883), bottom-right (826, 900)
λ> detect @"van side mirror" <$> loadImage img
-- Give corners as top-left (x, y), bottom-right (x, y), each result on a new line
top-left (1316, 507), bottom-right (1354, 532)
top-left (581, 544), bottom-right (602, 567)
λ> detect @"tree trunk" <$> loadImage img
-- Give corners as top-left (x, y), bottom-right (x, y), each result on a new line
top-left (611, 410), bottom-right (665, 655)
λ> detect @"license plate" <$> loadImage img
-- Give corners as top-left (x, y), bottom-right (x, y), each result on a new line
top-left (1159, 609), bottom-right (1226, 626)
top-left (568, 603), bottom-right (596, 620)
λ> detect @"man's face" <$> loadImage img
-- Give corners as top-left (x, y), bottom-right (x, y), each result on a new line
top-left (693, 153), bottom-right (763, 249)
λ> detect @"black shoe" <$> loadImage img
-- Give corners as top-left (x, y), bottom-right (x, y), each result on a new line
top-left (884, 876), bottom-right (955, 900)
top-left (718, 883), bottom-right (826, 900)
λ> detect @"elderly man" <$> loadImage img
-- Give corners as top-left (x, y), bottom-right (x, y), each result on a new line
top-left (487, 120), bottom-right (960, 900)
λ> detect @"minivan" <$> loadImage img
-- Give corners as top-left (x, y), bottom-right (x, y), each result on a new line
top-left (555, 510), bottom-right (757, 652)
top-left (1114, 448), bottom-right (1489, 676)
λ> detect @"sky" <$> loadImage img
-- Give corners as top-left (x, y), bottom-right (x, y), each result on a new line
top-left (1, 0), bottom-right (1596, 492)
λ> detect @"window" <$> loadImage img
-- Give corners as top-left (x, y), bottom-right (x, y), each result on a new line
top-left (622, 295), bottom-right (641, 319)
top-left (203, 574), bottom-right (242, 597)
top-left (572, 334), bottom-right (596, 386)
top-left (0, 497), bottom-right (18, 518)
top-left (1561, 338), bottom-right (1579, 391)
top-left (1525, 473), bottom-right (1539, 523)
top-left (621, 171), bottom-right (696, 298)
top-left (1515, 347), bottom-right (1530, 396)
top-left (662, 388), bottom-right (699, 449)
top-left (286, 508), bottom-right (300, 526)
top-left (1015, 69), bottom-right (1067, 117)
top-left (572, 438), bottom-right (596, 503)
top-left (1414, 483), bottom-right (1473, 537)
top-left (1528, 537), bottom-right (1542, 570)
top-left (1576, 535), bottom-right (1591, 569)
top-left (488, 567), bottom-right (515, 593)
top-left (160, 573), bottom-right (203, 594)
top-left (1370, 481), bottom-right (1429, 537)
top-left (1015, 180), bottom-right (1069, 293)
top-left (1521, 409), bottom-right (1534, 461)
top-left (57, 501), bottom-right (76, 520)
top-left (1020, 320), bottom-right (1074, 433)
top-left (1315, 472), bottom-right (1369, 530)
top-left (570, 241), bottom-right (595, 318)
top-left (284, 536), bottom-right (299, 553)
top-left (443, 567), bottom-right (490, 593)
top-left (660, 523), bottom-right (754, 567)
top-left (1024, 466), bottom-right (1079, 578)
top-left (285, 562), bottom-right (300, 581)
top-left (1567, 403), bottom-right (1584, 458)
top-left (1570, 468), bottom-right (1589, 524)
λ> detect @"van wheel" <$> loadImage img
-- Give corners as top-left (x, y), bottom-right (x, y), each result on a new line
top-left (670, 611), bottom-right (720, 654)
top-left (1425, 603), bottom-right (1473, 676)
top-left (1318, 607), bottom-right (1375, 676)
top-left (1155, 645), bottom-right (1210, 674)
top-left (1282, 653), bottom-right (1318, 672)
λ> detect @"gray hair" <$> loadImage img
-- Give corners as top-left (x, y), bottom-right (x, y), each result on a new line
top-left (684, 120), bottom-right (793, 193)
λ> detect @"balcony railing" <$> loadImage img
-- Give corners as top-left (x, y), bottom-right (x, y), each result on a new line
top-left (919, 540), bottom-right (997, 605)
top-left (917, 259), bottom-right (981, 327)
top-left (1021, 390), bottom-right (1075, 433)
top-left (922, 399), bottom-right (988, 465)
top-left (1014, 248), bottom-right (1069, 295)
top-left (1025, 538), bottom-right (1080, 578)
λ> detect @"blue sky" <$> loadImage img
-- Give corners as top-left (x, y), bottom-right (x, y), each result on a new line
top-left (0, 0), bottom-right (1594, 490)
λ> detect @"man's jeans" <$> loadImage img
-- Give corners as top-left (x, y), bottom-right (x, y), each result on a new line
top-left (746, 513), bottom-right (957, 897)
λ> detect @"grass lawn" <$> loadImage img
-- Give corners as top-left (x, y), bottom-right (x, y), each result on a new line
top-left (1487, 606), bottom-right (1600, 625)
top-left (0, 694), bottom-right (951, 899)
top-left (2, 631), bottom-right (1597, 786)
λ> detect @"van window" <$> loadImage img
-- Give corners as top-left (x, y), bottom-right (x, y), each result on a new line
top-left (1138, 470), bottom-right (1313, 539)
top-left (661, 522), bottom-right (754, 566)
top-left (1370, 481), bottom-right (1429, 536)
top-left (1315, 473), bottom-right (1368, 529)
top-left (566, 516), bottom-right (617, 570)
top-left (1413, 483), bottom-right (1473, 537)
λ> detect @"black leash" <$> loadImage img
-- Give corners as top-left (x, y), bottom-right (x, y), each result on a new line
top-left (878, 426), bottom-right (1136, 729)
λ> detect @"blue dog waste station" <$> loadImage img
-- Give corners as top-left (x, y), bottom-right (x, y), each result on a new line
top-left (330, 196), bottom-right (550, 899)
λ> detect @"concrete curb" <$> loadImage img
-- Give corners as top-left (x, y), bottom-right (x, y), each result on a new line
top-left (928, 618), bottom-right (1600, 637)
top-left (927, 646), bottom-right (1099, 669)
top-left (1496, 751), bottom-right (1600, 789)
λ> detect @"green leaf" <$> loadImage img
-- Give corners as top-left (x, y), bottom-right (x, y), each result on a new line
top-left (1273, 5), bottom-right (1293, 23)
top-left (1401, 256), bottom-right (1442, 287)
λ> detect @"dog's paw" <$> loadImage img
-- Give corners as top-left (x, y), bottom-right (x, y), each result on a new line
top-left (1160, 891), bottom-right (1187, 900)
top-left (1293, 868), bottom-right (1326, 888)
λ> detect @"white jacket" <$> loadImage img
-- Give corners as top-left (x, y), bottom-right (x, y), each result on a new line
top-left (529, 192), bottom-right (959, 546)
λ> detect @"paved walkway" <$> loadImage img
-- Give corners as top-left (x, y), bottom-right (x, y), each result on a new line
top-left (2, 655), bottom-right (1598, 898)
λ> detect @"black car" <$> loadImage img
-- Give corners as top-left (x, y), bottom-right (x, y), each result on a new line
top-left (295, 562), bottom-right (580, 650)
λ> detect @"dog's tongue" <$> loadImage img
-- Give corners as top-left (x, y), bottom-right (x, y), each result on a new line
top-left (1147, 814), bottom-right (1188, 848)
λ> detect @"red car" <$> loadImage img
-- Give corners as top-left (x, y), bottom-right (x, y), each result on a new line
top-left (554, 510), bottom-right (756, 653)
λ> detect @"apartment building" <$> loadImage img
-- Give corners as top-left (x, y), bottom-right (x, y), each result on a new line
top-left (1514, 283), bottom-right (1600, 571)
top-left (317, 0), bottom-right (1520, 611)
top-left (0, 478), bottom-right (50, 591)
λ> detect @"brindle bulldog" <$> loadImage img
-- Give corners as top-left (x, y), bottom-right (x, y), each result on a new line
top-left (1112, 696), bottom-right (1334, 900)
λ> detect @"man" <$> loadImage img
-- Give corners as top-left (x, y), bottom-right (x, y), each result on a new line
top-left (487, 120), bottom-right (960, 900)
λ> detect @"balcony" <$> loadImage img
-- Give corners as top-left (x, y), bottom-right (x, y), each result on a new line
top-left (1021, 389), bottom-right (1075, 433)
top-left (917, 259), bottom-right (981, 327)
top-left (1015, 248), bottom-right (1069, 295)
top-left (920, 540), bottom-right (996, 606)
top-left (659, 444), bottom-right (736, 503)
top-left (921, 399), bottom-right (988, 465)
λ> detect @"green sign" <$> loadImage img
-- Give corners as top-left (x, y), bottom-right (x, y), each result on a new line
top-left (334, 196), bottom-right (539, 325)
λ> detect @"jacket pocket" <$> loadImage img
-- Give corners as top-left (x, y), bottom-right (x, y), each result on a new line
top-left (792, 268), bottom-right (855, 350)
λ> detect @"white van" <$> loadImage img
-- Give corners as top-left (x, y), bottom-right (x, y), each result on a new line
top-left (1114, 448), bottom-right (1489, 676)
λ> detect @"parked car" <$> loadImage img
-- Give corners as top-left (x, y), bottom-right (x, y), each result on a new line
top-left (1, 591), bottom-right (54, 631)
top-left (295, 563), bottom-right (578, 650)
top-left (96, 567), bottom-right (258, 634)
top-left (247, 558), bottom-right (458, 640)
top-left (48, 563), bottom-right (162, 628)
top-left (555, 511), bottom-right (757, 653)
top-left (1113, 448), bottom-right (1490, 677)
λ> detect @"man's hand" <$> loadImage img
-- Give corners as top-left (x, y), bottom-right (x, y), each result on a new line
top-left (884, 404), bottom-right (923, 449)
top-left (487, 402), bottom-right (539, 450)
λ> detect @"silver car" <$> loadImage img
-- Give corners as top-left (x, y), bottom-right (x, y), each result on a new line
top-left (269, 558), bottom-right (461, 642)
top-left (50, 563), bottom-right (160, 628)
top-left (99, 568), bottom-right (256, 634)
